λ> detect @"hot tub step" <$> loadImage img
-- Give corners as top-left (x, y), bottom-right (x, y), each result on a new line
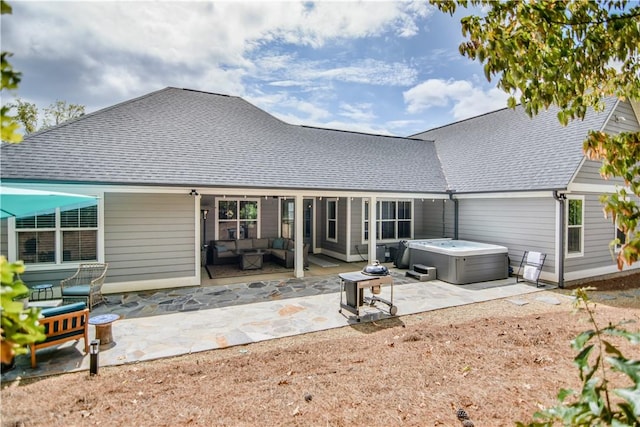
top-left (412, 264), bottom-right (433, 274)
top-left (406, 266), bottom-right (436, 281)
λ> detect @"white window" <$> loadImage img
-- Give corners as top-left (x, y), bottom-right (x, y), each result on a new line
top-left (566, 196), bottom-right (584, 257)
top-left (363, 199), bottom-right (412, 241)
top-left (281, 199), bottom-right (295, 239)
top-left (326, 199), bottom-right (337, 242)
top-left (15, 205), bottom-right (98, 264)
top-left (217, 199), bottom-right (259, 240)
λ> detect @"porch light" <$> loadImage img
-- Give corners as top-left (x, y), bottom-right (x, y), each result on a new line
top-left (189, 189), bottom-right (199, 196)
top-left (201, 209), bottom-right (209, 221)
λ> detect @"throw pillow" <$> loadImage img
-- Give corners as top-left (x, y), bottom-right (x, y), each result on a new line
top-left (272, 238), bottom-right (285, 249)
top-left (215, 245), bottom-right (228, 253)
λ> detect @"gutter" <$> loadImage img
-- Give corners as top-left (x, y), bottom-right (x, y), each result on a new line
top-left (447, 190), bottom-right (459, 240)
top-left (553, 190), bottom-right (566, 288)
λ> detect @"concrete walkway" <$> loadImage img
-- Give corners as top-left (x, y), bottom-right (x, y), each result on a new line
top-left (1, 271), bottom-right (558, 382)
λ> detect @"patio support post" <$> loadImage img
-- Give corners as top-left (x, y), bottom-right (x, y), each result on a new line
top-left (294, 194), bottom-right (304, 278)
top-left (553, 191), bottom-right (566, 288)
top-left (368, 195), bottom-right (377, 262)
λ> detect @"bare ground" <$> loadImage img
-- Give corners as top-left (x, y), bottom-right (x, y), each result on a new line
top-left (2, 274), bottom-right (639, 427)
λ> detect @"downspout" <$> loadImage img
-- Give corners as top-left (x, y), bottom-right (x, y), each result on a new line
top-left (448, 190), bottom-right (459, 240)
top-left (553, 191), bottom-right (566, 288)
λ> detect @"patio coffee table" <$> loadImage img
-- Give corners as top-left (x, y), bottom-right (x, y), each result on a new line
top-left (236, 249), bottom-right (265, 270)
top-left (31, 283), bottom-right (54, 301)
top-left (89, 313), bottom-right (120, 348)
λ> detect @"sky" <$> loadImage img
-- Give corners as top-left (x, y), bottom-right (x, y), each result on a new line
top-left (1, 1), bottom-right (511, 137)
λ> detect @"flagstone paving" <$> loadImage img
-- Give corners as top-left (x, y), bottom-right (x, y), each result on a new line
top-left (1, 271), bottom-right (559, 382)
top-left (89, 271), bottom-right (417, 320)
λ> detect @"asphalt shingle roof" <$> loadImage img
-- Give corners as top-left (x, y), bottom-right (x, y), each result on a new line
top-left (1, 88), bottom-right (446, 194)
top-left (412, 100), bottom-right (617, 193)
top-left (1, 88), bottom-right (618, 195)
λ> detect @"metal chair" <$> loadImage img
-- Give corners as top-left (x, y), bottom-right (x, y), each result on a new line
top-left (516, 251), bottom-right (546, 287)
top-left (60, 263), bottom-right (108, 310)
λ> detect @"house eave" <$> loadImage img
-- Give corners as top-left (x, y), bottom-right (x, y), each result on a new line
top-left (0, 179), bottom-right (451, 200)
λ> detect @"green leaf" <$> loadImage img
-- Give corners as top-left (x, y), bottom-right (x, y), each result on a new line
top-left (572, 330), bottom-right (596, 350)
top-left (614, 387), bottom-right (640, 418)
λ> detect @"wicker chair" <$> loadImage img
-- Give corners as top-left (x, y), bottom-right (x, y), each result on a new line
top-left (60, 263), bottom-right (108, 310)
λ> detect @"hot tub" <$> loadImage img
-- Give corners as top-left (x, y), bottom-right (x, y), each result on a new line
top-left (408, 239), bottom-right (508, 285)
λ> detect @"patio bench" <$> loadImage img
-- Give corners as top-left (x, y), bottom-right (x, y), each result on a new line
top-left (29, 302), bottom-right (90, 368)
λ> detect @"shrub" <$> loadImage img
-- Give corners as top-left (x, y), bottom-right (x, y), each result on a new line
top-left (517, 288), bottom-right (640, 426)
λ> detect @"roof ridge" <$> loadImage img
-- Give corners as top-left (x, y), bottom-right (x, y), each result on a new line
top-left (298, 124), bottom-right (429, 142)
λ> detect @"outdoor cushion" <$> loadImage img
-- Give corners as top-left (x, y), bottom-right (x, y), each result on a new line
top-left (272, 238), bottom-right (285, 249)
top-left (41, 302), bottom-right (87, 318)
top-left (236, 239), bottom-right (252, 250)
top-left (253, 238), bottom-right (269, 249)
top-left (62, 285), bottom-right (90, 296)
top-left (270, 249), bottom-right (287, 260)
top-left (215, 245), bottom-right (228, 253)
top-left (218, 251), bottom-right (237, 258)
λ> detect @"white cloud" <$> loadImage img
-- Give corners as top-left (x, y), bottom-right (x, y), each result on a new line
top-left (386, 119), bottom-right (428, 132)
top-left (255, 56), bottom-right (418, 87)
top-left (5, 1), bottom-right (429, 106)
top-left (259, 1), bottom-right (432, 47)
top-left (10, 2), bottom-right (428, 64)
top-left (403, 78), bottom-right (510, 120)
top-left (248, 93), bottom-right (393, 135)
top-left (339, 102), bottom-right (376, 122)
top-left (268, 80), bottom-right (307, 88)
top-left (249, 93), bottom-right (332, 122)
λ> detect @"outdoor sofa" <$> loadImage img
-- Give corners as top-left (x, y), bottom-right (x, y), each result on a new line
top-left (208, 238), bottom-right (309, 269)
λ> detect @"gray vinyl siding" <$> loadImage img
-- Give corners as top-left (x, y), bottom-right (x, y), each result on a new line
top-left (259, 197), bottom-right (279, 238)
top-left (604, 101), bottom-right (639, 135)
top-left (318, 198), bottom-right (347, 255)
top-left (415, 199), bottom-right (454, 239)
top-left (349, 198), bottom-right (364, 256)
top-left (104, 193), bottom-right (195, 283)
top-left (444, 201), bottom-right (456, 237)
top-left (564, 193), bottom-right (625, 273)
top-left (573, 101), bottom-right (639, 185)
top-left (0, 220), bottom-right (7, 258)
top-left (457, 198), bottom-right (556, 275)
top-left (573, 160), bottom-right (618, 185)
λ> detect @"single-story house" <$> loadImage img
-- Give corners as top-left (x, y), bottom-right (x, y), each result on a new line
top-left (1, 87), bottom-right (638, 292)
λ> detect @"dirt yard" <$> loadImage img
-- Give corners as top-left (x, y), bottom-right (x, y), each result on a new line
top-left (2, 274), bottom-right (639, 426)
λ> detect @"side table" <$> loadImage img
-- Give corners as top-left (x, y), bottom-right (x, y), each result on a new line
top-left (89, 313), bottom-right (120, 348)
top-left (31, 283), bottom-right (54, 301)
top-left (236, 249), bottom-right (265, 270)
